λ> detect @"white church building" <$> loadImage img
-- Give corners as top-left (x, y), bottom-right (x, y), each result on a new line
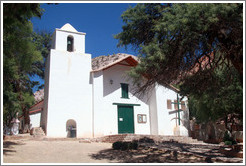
top-left (30, 23), bottom-right (189, 138)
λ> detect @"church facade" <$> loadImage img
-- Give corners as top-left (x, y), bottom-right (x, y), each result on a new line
top-left (37, 23), bottom-right (189, 138)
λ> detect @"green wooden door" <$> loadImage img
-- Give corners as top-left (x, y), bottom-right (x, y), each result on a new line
top-left (118, 106), bottom-right (134, 134)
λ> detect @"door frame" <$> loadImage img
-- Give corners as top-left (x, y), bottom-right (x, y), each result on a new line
top-left (117, 105), bottom-right (134, 134)
top-left (113, 103), bottom-right (141, 134)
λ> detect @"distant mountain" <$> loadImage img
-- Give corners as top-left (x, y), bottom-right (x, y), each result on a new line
top-left (34, 89), bottom-right (44, 103)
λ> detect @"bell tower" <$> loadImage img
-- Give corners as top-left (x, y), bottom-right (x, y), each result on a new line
top-left (50, 23), bottom-right (86, 53)
top-left (41, 23), bottom-right (93, 138)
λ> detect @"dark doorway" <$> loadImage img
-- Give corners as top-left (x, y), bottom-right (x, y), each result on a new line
top-left (66, 119), bottom-right (76, 138)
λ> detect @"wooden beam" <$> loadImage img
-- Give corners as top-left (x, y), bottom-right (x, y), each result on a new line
top-left (118, 63), bottom-right (133, 67)
top-left (169, 109), bottom-right (183, 115)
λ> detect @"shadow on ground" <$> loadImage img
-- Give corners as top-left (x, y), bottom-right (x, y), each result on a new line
top-left (90, 139), bottom-right (242, 163)
top-left (3, 141), bottom-right (25, 155)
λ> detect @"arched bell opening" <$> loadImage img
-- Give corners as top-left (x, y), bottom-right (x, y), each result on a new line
top-left (67, 35), bottom-right (74, 52)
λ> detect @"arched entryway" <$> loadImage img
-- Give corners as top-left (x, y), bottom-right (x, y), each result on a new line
top-left (66, 119), bottom-right (76, 138)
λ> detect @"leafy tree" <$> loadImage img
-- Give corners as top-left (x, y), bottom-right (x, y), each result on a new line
top-left (185, 65), bottom-right (243, 125)
top-left (115, 3), bottom-right (243, 96)
top-left (3, 3), bottom-right (43, 126)
top-left (31, 30), bottom-right (52, 90)
top-left (115, 3), bottom-right (243, 125)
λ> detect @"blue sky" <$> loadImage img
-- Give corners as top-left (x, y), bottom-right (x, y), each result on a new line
top-left (32, 3), bottom-right (138, 58)
top-left (31, 3), bottom-right (138, 92)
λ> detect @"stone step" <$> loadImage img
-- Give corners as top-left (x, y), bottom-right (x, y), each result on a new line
top-left (234, 143), bottom-right (243, 151)
top-left (219, 146), bottom-right (243, 158)
top-left (3, 133), bottom-right (33, 140)
top-left (92, 134), bottom-right (205, 144)
top-left (237, 151), bottom-right (243, 158)
top-left (30, 127), bottom-right (45, 137)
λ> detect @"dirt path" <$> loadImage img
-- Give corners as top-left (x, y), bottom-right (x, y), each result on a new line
top-left (3, 138), bottom-right (243, 163)
top-left (3, 140), bottom-right (117, 163)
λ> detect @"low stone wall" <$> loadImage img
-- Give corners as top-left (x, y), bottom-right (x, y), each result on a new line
top-left (232, 131), bottom-right (243, 143)
top-left (190, 121), bottom-right (243, 144)
top-left (30, 127), bottom-right (45, 137)
top-left (88, 134), bottom-right (204, 144)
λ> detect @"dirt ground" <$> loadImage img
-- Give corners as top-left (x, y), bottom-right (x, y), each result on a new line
top-left (3, 137), bottom-right (243, 163)
top-left (3, 139), bottom-right (117, 163)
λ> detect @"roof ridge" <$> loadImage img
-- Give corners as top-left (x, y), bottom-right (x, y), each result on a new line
top-left (60, 23), bottom-right (78, 32)
top-left (91, 53), bottom-right (139, 71)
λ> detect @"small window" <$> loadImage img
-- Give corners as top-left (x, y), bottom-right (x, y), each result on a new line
top-left (137, 114), bottom-right (147, 123)
top-left (67, 36), bottom-right (74, 52)
top-left (121, 83), bottom-right (129, 99)
top-left (167, 99), bottom-right (172, 109)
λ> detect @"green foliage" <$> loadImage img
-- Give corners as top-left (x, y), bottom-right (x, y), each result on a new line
top-left (223, 131), bottom-right (231, 142)
top-left (3, 3), bottom-right (44, 126)
top-left (112, 141), bottom-right (138, 150)
top-left (115, 3), bottom-right (243, 95)
top-left (31, 30), bottom-right (52, 89)
top-left (121, 142), bottom-right (129, 151)
top-left (112, 141), bottom-right (123, 150)
top-left (223, 131), bottom-right (237, 145)
top-left (224, 141), bottom-right (232, 145)
top-left (184, 66), bottom-right (243, 123)
top-left (116, 3), bottom-right (243, 122)
top-left (129, 141), bottom-right (138, 150)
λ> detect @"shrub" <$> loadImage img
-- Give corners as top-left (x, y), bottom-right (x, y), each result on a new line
top-left (112, 141), bottom-right (123, 150)
top-left (224, 141), bottom-right (233, 145)
top-left (112, 141), bottom-right (138, 150)
top-left (139, 137), bottom-right (154, 143)
top-left (223, 131), bottom-right (231, 142)
top-left (223, 131), bottom-right (237, 145)
top-left (121, 142), bottom-right (129, 150)
top-left (129, 141), bottom-right (138, 150)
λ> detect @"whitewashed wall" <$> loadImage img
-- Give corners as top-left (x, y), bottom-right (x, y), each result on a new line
top-left (42, 24), bottom-right (190, 138)
top-left (46, 50), bottom-right (92, 138)
top-left (29, 101), bottom-right (43, 128)
top-left (149, 88), bottom-right (159, 135)
top-left (155, 85), bottom-right (188, 135)
top-left (55, 29), bottom-right (85, 53)
top-left (93, 62), bottom-right (151, 137)
top-left (30, 113), bottom-right (41, 128)
top-left (43, 28), bottom-right (93, 138)
top-left (92, 71), bottom-right (105, 137)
